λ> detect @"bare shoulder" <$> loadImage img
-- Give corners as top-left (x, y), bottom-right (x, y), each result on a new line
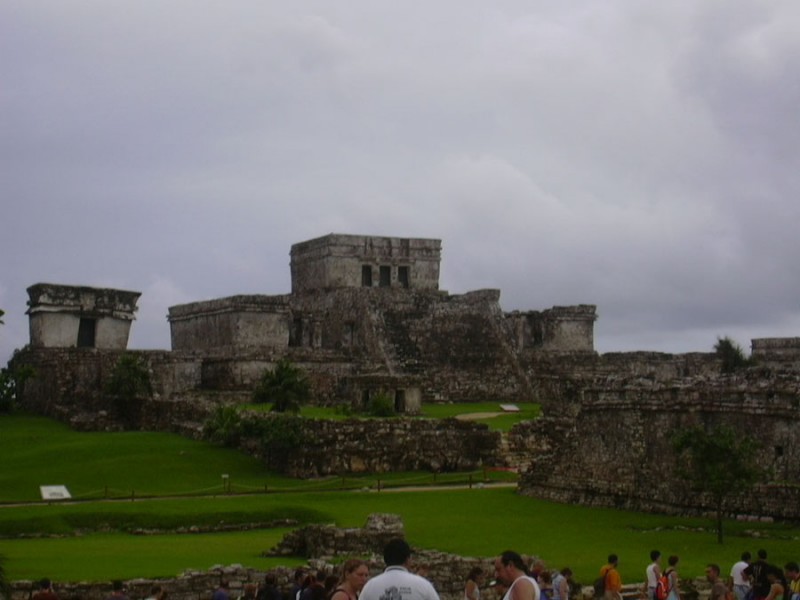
top-left (512, 579), bottom-right (537, 600)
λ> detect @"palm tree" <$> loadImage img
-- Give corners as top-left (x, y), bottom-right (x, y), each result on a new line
top-left (252, 358), bottom-right (311, 414)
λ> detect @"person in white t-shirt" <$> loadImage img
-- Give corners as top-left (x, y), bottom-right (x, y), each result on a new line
top-left (730, 552), bottom-right (752, 600)
top-left (360, 539), bottom-right (440, 600)
top-left (494, 551), bottom-right (541, 600)
top-left (645, 551), bottom-right (662, 600)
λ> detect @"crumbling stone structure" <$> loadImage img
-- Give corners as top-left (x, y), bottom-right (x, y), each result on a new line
top-left (26, 283), bottom-right (140, 350)
top-left (165, 233), bottom-right (597, 407)
top-left (290, 234), bottom-right (442, 293)
top-left (10, 233), bottom-right (800, 520)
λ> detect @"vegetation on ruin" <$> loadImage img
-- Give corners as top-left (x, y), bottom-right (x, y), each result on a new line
top-left (714, 336), bottom-right (752, 373)
top-left (0, 362), bottom-right (34, 413)
top-left (673, 424), bottom-right (759, 544)
top-left (252, 359), bottom-right (311, 413)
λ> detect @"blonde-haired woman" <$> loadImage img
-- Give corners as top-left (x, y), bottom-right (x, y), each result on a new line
top-left (330, 560), bottom-right (369, 600)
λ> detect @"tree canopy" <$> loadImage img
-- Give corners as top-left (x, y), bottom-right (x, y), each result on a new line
top-left (252, 358), bottom-right (311, 414)
top-left (673, 424), bottom-right (759, 543)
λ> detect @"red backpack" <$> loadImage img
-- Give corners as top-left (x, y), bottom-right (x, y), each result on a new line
top-left (655, 571), bottom-right (671, 600)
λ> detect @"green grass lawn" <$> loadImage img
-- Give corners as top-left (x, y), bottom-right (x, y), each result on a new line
top-left (2, 487), bottom-right (799, 584)
top-left (1, 412), bottom-right (798, 586)
top-left (247, 401), bottom-right (540, 431)
top-left (0, 414), bottom-right (513, 503)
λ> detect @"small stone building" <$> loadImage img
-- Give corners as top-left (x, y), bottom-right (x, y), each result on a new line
top-left (26, 283), bottom-right (140, 350)
top-left (290, 233), bottom-right (442, 293)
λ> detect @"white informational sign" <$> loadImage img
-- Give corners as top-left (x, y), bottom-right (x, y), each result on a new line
top-left (40, 485), bottom-right (71, 500)
top-left (499, 404), bottom-right (520, 413)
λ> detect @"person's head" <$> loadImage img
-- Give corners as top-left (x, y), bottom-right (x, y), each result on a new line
top-left (650, 551), bottom-right (661, 563)
top-left (217, 581), bottom-right (229, 591)
top-left (149, 585), bottom-right (162, 598)
top-left (608, 554), bottom-right (618, 566)
top-left (294, 570), bottom-right (306, 585)
top-left (784, 562), bottom-right (800, 581)
top-left (39, 579), bottom-right (52, 591)
top-left (112, 581), bottom-right (125, 594)
top-left (758, 550), bottom-right (768, 560)
top-left (561, 568), bottom-right (573, 579)
top-left (495, 551), bottom-right (528, 585)
top-left (341, 559), bottom-right (369, 591)
top-left (530, 560), bottom-right (545, 575)
top-left (383, 538), bottom-right (412, 567)
top-left (742, 552), bottom-right (752, 562)
top-left (706, 564), bottom-right (721, 582)
top-left (766, 567), bottom-right (782, 583)
top-left (243, 584), bottom-right (257, 599)
top-left (264, 574), bottom-right (277, 587)
top-left (539, 572), bottom-right (552, 585)
top-left (467, 567), bottom-right (484, 584)
top-left (668, 556), bottom-right (679, 568)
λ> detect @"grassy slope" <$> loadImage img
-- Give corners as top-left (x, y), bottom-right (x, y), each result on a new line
top-left (250, 402), bottom-right (541, 431)
top-left (1, 413), bottom-right (799, 584)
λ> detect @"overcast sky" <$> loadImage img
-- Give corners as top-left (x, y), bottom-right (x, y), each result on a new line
top-left (2, 1), bottom-right (799, 364)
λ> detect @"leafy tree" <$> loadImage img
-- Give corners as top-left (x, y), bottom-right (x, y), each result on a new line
top-left (714, 336), bottom-right (751, 373)
top-left (0, 361), bottom-right (35, 413)
top-left (252, 358), bottom-right (311, 414)
top-left (242, 414), bottom-right (306, 470)
top-left (367, 391), bottom-right (396, 417)
top-left (203, 405), bottom-right (243, 446)
top-left (672, 424), bottom-right (759, 543)
top-left (105, 353), bottom-right (152, 428)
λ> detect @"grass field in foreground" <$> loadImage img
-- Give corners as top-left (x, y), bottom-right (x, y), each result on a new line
top-left (2, 487), bottom-right (799, 584)
top-left (2, 412), bottom-right (798, 586)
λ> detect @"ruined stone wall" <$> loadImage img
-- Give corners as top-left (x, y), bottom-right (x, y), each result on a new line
top-left (752, 337), bottom-right (800, 362)
top-left (507, 305), bottom-right (597, 353)
top-left (518, 370), bottom-right (800, 519)
top-left (235, 414), bottom-right (501, 477)
top-left (11, 348), bottom-right (205, 430)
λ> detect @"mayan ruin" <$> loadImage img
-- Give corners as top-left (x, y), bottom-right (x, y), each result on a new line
top-left (10, 233), bottom-right (800, 521)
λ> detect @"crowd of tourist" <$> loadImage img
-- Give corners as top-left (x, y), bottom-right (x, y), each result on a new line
top-left (597, 549), bottom-right (800, 600)
top-left (27, 542), bottom-right (800, 600)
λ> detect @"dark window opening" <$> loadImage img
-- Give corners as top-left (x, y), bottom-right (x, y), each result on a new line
top-left (77, 318), bottom-right (96, 348)
top-left (361, 265), bottom-right (373, 287)
top-left (398, 266), bottom-right (410, 288)
top-left (379, 265), bottom-right (391, 287)
top-left (290, 318), bottom-right (303, 347)
top-left (394, 389), bottom-right (406, 413)
top-left (775, 445), bottom-right (784, 458)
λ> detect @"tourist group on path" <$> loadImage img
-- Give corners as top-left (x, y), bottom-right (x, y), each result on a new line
top-left (28, 540), bottom-right (800, 600)
top-left (601, 548), bottom-right (799, 600)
